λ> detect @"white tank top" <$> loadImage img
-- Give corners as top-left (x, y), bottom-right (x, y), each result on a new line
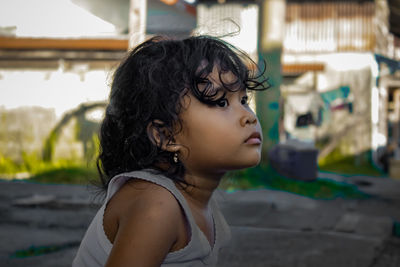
top-left (72, 169), bottom-right (231, 266)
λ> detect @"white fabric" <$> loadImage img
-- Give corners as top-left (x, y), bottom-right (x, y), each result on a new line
top-left (72, 169), bottom-right (231, 267)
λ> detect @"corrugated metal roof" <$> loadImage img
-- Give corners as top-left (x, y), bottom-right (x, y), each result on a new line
top-left (284, 1), bottom-right (376, 53)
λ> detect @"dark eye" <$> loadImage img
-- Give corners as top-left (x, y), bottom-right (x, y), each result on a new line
top-left (217, 99), bottom-right (229, 107)
top-left (241, 95), bottom-right (249, 105)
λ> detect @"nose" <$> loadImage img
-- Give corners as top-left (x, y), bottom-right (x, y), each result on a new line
top-left (240, 109), bottom-right (258, 127)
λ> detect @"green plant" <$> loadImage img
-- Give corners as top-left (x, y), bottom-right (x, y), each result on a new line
top-left (220, 164), bottom-right (368, 199)
top-left (29, 166), bottom-right (98, 185)
top-left (0, 150), bottom-right (96, 184)
top-left (0, 153), bottom-right (22, 174)
top-left (318, 148), bottom-right (384, 177)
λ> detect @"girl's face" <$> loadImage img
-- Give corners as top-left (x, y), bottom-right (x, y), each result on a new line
top-left (174, 65), bottom-right (262, 177)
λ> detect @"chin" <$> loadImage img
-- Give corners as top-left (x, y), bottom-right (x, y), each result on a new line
top-left (249, 151), bottom-right (262, 166)
top-left (249, 158), bottom-right (261, 167)
top-left (240, 155), bottom-right (262, 169)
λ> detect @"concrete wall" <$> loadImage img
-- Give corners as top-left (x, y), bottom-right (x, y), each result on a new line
top-left (0, 106), bottom-right (56, 162)
top-left (0, 106), bottom-right (94, 163)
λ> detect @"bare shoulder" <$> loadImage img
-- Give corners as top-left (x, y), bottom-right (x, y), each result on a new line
top-left (104, 179), bottom-right (185, 267)
top-left (117, 179), bottom-right (181, 216)
top-left (104, 179), bottom-right (182, 241)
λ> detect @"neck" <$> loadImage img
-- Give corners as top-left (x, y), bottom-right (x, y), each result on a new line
top-left (178, 171), bottom-right (223, 210)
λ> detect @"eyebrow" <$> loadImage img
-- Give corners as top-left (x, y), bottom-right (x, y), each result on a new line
top-left (217, 87), bottom-right (248, 100)
top-left (200, 74), bottom-right (246, 96)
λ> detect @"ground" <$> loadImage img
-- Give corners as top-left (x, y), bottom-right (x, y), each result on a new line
top-left (0, 172), bottom-right (399, 267)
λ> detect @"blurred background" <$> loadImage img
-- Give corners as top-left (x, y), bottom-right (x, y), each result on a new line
top-left (0, 0), bottom-right (400, 191)
top-left (1, 1), bottom-right (400, 266)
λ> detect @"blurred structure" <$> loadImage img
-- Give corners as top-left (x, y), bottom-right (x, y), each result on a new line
top-left (284, 1), bottom-right (375, 54)
top-left (196, 1), bottom-right (259, 61)
top-left (278, 0), bottom-right (400, 178)
top-left (1, 0), bottom-right (400, 178)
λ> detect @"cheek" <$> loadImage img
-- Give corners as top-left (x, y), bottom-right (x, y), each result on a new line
top-left (180, 127), bottom-right (235, 161)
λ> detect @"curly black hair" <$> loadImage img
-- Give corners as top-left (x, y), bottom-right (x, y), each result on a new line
top-left (97, 35), bottom-right (269, 190)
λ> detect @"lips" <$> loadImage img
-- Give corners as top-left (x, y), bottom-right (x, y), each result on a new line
top-left (245, 132), bottom-right (262, 145)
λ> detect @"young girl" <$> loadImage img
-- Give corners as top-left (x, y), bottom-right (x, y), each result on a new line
top-left (73, 35), bottom-right (268, 267)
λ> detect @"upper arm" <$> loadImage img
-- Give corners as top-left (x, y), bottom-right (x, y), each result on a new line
top-left (105, 185), bottom-right (181, 267)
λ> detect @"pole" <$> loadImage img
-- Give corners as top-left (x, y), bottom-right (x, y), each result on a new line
top-left (129, 0), bottom-right (148, 49)
top-left (256, 0), bottom-right (286, 164)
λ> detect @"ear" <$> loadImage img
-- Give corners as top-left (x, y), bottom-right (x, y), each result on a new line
top-left (147, 120), bottom-right (179, 153)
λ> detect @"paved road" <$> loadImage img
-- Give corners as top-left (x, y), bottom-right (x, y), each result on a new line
top-left (1, 173), bottom-right (399, 267)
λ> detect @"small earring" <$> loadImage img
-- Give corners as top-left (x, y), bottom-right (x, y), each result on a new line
top-left (173, 152), bottom-right (179, 163)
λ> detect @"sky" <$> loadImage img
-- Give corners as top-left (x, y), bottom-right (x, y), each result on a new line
top-left (0, 0), bottom-right (117, 37)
